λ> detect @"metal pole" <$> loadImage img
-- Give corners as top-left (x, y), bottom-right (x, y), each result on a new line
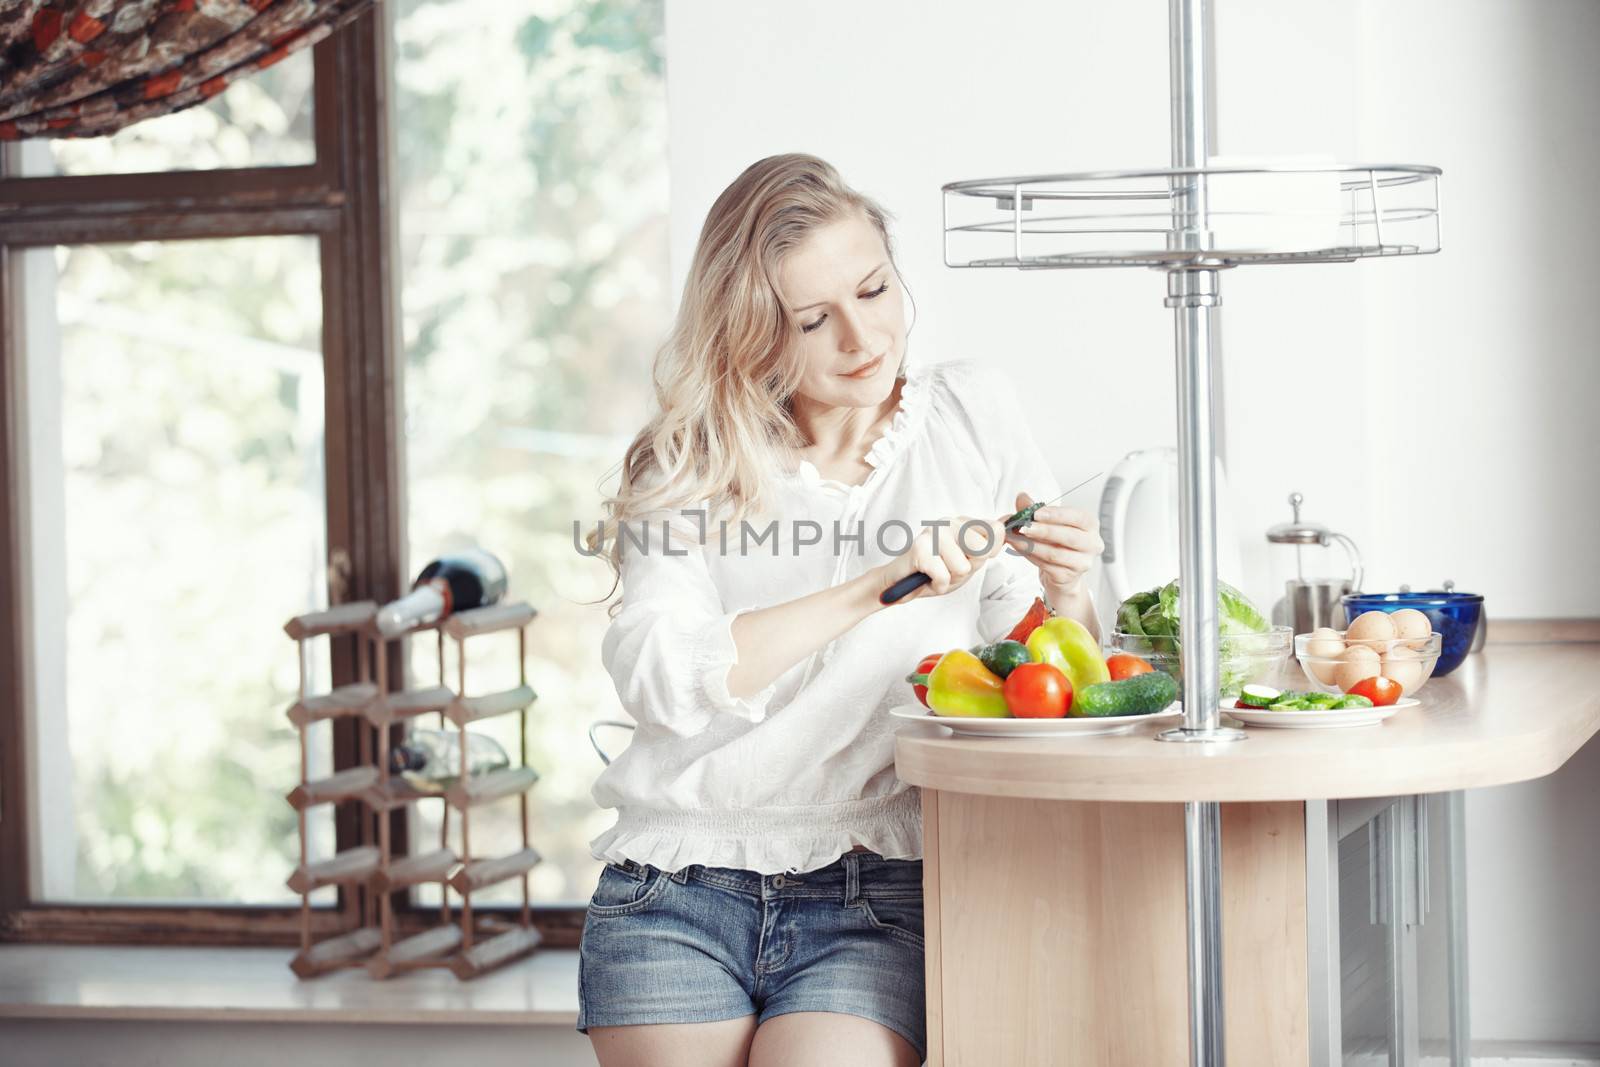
top-left (1157, 0), bottom-right (1241, 749)
top-left (1170, 0), bottom-right (1210, 237)
top-left (1162, 270), bottom-right (1227, 740)
top-left (1445, 790), bottom-right (1471, 1065)
top-left (1157, 2), bottom-right (1243, 1066)
top-left (1184, 801), bottom-right (1227, 1064)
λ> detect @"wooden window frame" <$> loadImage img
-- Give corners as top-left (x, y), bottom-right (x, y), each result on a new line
top-left (0, 9), bottom-right (585, 949)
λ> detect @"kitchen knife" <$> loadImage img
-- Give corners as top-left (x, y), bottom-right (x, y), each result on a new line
top-left (878, 472), bottom-right (1102, 606)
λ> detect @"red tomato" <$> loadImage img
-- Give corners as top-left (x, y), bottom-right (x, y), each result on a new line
top-left (909, 652), bottom-right (943, 707)
top-left (1003, 662), bottom-right (1074, 718)
top-left (1347, 676), bottom-right (1404, 707)
top-left (1106, 653), bottom-right (1154, 681)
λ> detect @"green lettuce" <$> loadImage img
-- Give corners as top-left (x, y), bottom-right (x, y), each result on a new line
top-left (1116, 588), bottom-right (1159, 639)
top-left (1116, 579), bottom-right (1271, 696)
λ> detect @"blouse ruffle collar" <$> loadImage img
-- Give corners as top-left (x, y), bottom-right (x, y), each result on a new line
top-left (792, 361), bottom-right (934, 488)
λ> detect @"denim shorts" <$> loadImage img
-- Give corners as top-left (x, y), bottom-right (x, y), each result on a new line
top-left (576, 850), bottom-right (926, 1061)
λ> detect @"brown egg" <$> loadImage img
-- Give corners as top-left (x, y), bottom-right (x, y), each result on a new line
top-left (1334, 645), bottom-right (1382, 691)
top-left (1306, 658), bottom-right (1341, 686)
top-left (1390, 608), bottom-right (1434, 649)
top-left (1303, 627), bottom-right (1346, 684)
top-left (1305, 627), bottom-right (1346, 659)
top-left (1346, 610), bottom-right (1398, 650)
top-left (1381, 646), bottom-right (1425, 694)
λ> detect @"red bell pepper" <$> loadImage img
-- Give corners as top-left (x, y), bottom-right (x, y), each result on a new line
top-left (1003, 596), bottom-right (1049, 644)
top-left (908, 652), bottom-right (943, 707)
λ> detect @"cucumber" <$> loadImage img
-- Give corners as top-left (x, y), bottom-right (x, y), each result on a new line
top-left (1236, 684), bottom-right (1281, 709)
top-left (1266, 689), bottom-right (1305, 708)
top-left (1073, 671), bottom-right (1180, 718)
top-left (977, 640), bottom-right (1031, 679)
top-left (1301, 691), bottom-right (1344, 709)
top-left (1333, 694), bottom-right (1375, 709)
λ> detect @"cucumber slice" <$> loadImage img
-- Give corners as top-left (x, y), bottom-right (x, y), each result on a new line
top-left (1236, 684), bottom-right (1281, 709)
top-left (1266, 690), bottom-right (1305, 708)
top-left (1333, 694), bottom-right (1375, 709)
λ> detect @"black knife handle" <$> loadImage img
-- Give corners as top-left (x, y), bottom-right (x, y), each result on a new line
top-left (879, 571), bottom-right (932, 605)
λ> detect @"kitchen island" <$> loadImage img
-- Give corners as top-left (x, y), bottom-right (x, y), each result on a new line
top-left (894, 639), bottom-right (1600, 1066)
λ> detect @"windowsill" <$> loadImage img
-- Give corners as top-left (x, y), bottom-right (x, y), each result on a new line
top-left (0, 943), bottom-right (580, 1025)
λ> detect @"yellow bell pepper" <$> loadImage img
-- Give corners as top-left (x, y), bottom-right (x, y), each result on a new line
top-left (1025, 616), bottom-right (1111, 695)
top-left (907, 649), bottom-right (1010, 718)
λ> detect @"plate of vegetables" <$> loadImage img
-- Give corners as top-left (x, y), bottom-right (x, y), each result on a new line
top-left (893, 598), bottom-right (1183, 738)
top-left (1221, 684), bottom-right (1419, 729)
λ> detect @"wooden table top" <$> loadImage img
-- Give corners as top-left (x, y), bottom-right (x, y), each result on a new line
top-left (894, 642), bottom-right (1600, 802)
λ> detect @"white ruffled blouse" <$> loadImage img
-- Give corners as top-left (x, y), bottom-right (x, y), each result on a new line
top-left (590, 357), bottom-right (1069, 875)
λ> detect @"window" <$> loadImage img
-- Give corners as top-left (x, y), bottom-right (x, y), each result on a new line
top-left (17, 237), bottom-right (333, 904)
top-left (1, 20), bottom-right (396, 944)
top-left (2, 0), bottom-right (669, 943)
top-left (391, 0), bottom-right (667, 905)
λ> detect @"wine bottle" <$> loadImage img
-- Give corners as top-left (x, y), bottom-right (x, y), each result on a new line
top-left (374, 547), bottom-right (508, 637)
top-left (389, 728), bottom-right (510, 793)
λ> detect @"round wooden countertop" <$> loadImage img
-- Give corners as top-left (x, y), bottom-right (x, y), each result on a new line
top-left (894, 642), bottom-right (1600, 802)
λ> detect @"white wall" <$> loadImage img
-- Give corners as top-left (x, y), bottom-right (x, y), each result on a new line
top-left (664, 0), bottom-right (1600, 1045)
top-left (1222, 0), bottom-right (1600, 1045)
top-left (665, 0), bottom-right (1600, 616)
top-left (1217, 0), bottom-right (1600, 618)
top-left (664, 0), bottom-right (1178, 510)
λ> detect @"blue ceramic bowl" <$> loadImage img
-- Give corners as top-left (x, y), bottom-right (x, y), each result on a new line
top-left (1341, 592), bottom-right (1484, 677)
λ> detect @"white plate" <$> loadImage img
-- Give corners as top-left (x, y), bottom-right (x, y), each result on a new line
top-left (1221, 695), bottom-right (1419, 729)
top-left (890, 702), bottom-right (1183, 738)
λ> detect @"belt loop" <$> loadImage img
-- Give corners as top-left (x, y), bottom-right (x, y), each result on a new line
top-left (670, 865), bottom-right (691, 885)
top-left (843, 852), bottom-right (861, 905)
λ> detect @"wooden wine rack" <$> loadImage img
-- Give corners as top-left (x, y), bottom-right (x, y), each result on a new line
top-left (282, 599), bottom-right (543, 980)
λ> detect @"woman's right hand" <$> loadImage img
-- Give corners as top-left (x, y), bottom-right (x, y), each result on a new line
top-left (874, 514), bottom-right (1009, 604)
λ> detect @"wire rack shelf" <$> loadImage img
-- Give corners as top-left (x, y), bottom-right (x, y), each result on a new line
top-left (942, 163), bottom-right (1440, 271)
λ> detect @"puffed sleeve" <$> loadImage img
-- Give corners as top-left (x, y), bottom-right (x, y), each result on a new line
top-left (600, 509), bottom-right (778, 737)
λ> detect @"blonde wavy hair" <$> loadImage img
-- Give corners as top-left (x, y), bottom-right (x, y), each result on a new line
top-left (586, 153), bottom-right (909, 601)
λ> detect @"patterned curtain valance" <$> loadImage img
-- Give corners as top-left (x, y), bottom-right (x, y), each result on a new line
top-left (0, 0), bottom-right (377, 140)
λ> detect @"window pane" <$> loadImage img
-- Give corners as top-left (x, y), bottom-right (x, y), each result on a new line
top-left (393, 0), bottom-right (668, 905)
top-left (17, 50), bottom-right (314, 178)
top-left (20, 236), bottom-right (335, 903)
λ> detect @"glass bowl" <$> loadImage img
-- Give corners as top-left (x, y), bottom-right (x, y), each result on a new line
top-left (1109, 626), bottom-right (1295, 698)
top-left (1294, 629), bottom-right (1443, 697)
top-left (1340, 592), bottom-right (1483, 677)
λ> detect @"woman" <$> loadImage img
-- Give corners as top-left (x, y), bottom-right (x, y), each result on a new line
top-left (578, 153), bottom-right (1103, 1067)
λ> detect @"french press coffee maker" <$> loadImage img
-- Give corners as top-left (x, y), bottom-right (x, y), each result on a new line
top-left (1267, 492), bottom-right (1364, 635)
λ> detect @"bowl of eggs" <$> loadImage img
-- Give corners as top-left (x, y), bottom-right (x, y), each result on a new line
top-left (1294, 608), bottom-right (1443, 698)
top-left (1341, 591), bottom-right (1483, 676)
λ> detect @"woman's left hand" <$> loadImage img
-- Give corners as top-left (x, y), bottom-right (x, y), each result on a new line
top-left (1001, 491), bottom-right (1105, 602)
